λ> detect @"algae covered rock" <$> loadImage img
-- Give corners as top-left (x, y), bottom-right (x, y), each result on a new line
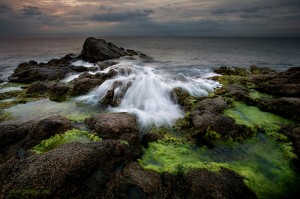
top-left (0, 115), bottom-right (73, 163)
top-left (0, 140), bottom-right (134, 198)
top-left (85, 113), bottom-right (140, 154)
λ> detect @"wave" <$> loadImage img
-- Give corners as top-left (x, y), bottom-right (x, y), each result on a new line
top-left (76, 58), bottom-right (220, 129)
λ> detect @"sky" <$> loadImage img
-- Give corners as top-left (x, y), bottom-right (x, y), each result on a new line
top-left (0, 0), bottom-right (299, 37)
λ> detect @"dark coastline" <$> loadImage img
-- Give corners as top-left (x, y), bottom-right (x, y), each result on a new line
top-left (0, 38), bottom-right (300, 198)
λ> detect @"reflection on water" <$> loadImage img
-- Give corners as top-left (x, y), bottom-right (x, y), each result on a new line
top-left (2, 98), bottom-right (102, 124)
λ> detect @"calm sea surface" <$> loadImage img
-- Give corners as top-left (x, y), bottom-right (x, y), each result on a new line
top-left (0, 37), bottom-right (300, 80)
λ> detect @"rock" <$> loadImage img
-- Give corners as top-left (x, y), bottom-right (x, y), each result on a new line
top-left (99, 162), bottom-right (163, 198)
top-left (0, 115), bottom-right (73, 163)
top-left (214, 66), bottom-right (250, 76)
top-left (26, 82), bottom-right (49, 95)
top-left (72, 78), bottom-right (103, 96)
top-left (281, 127), bottom-right (300, 169)
top-left (256, 67), bottom-right (300, 97)
top-left (80, 37), bottom-right (128, 62)
top-left (195, 97), bottom-right (228, 113)
top-left (171, 87), bottom-right (191, 106)
top-left (100, 80), bottom-right (132, 107)
top-left (0, 140), bottom-right (134, 198)
top-left (259, 97), bottom-right (300, 122)
top-left (250, 65), bottom-right (276, 75)
top-left (69, 65), bottom-right (89, 72)
top-left (48, 83), bottom-right (70, 102)
top-left (180, 168), bottom-right (257, 199)
top-left (97, 60), bottom-right (118, 70)
top-left (126, 49), bottom-right (138, 56)
top-left (92, 162), bottom-right (256, 199)
top-left (85, 113), bottom-right (140, 154)
top-left (257, 83), bottom-right (300, 97)
top-left (9, 61), bottom-right (72, 83)
top-left (223, 85), bottom-right (251, 102)
top-left (142, 133), bottom-right (163, 147)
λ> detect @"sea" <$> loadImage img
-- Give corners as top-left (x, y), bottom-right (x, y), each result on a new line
top-left (1, 37), bottom-right (300, 127)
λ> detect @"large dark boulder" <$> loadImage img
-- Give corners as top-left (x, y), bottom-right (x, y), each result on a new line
top-left (8, 60), bottom-right (72, 83)
top-left (99, 162), bottom-right (256, 199)
top-left (72, 78), bottom-right (103, 95)
top-left (81, 37), bottom-right (128, 62)
top-left (85, 113), bottom-right (140, 155)
top-left (0, 140), bottom-right (134, 198)
top-left (0, 115), bottom-right (73, 163)
top-left (259, 97), bottom-right (300, 122)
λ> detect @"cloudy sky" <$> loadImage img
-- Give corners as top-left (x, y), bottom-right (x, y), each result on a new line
top-left (0, 0), bottom-right (299, 37)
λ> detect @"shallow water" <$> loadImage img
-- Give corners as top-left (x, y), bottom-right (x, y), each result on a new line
top-left (2, 98), bottom-right (102, 124)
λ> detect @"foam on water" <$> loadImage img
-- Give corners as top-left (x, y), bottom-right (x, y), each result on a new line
top-left (71, 60), bottom-right (96, 68)
top-left (76, 58), bottom-right (220, 129)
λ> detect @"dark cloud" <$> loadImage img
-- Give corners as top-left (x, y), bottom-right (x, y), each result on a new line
top-left (240, 14), bottom-right (268, 19)
top-left (22, 6), bottom-right (43, 16)
top-left (211, 8), bottom-right (238, 14)
top-left (211, 6), bottom-right (271, 15)
top-left (0, 4), bottom-right (12, 13)
top-left (99, 5), bottom-right (114, 12)
top-left (91, 10), bottom-right (153, 22)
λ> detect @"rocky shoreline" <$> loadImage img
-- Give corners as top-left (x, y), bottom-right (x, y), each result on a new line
top-left (0, 38), bottom-right (300, 198)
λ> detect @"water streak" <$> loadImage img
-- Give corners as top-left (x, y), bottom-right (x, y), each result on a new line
top-left (77, 58), bottom-right (220, 128)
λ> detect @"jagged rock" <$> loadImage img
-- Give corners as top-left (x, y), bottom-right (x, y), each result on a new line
top-left (259, 97), bottom-right (300, 122)
top-left (85, 113), bottom-right (140, 154)
top-left (98, 163), bottom-right (256, 199)
top-left (26, 82), bottom-right (49, 95)
top-left (8, 60), bottom-right (72, 83)
top-left (72, 78), bottom-right (103, 95)
top-left (256, 67), bottom-right (300, 97)
top-left (0, 115), bottom-right (73, 163)
top-left (80, 37), bottom-right (128, 62)
top-left (195, 97), bottom-right (228, 113)
top-left (97, 60), bottom-right (119, 70)
top-left (142, 133), bottom-right (163, 147)
top-left (0, 141), bottom-right (134, 198)
top-left (281, 126), bottom-right (300, 169)
top-left (48, 83), bottom-right (70, 102)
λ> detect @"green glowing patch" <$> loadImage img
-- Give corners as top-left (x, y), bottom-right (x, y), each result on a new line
top-left (139, 134), bottom-right (300, 199)
top-left (249, 89), bottom-right (273, 100)
top-left (31, 129), bottom-right (101, 154)
top-left (223, 101), bottom-right (295, 135)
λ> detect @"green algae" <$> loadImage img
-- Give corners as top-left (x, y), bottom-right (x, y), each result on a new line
top-left (223, 101), bottom-right (295, 135)
top-left (249, 89), bottom-right (273, 101)
top-left (31, 129), bottom-right (101, 154)
top-left (0, 110), bottom-right (12, 122)
top-left (139, 134), bottom-right (300, 199)
top-left (140, 102), bottom-right (300, 198)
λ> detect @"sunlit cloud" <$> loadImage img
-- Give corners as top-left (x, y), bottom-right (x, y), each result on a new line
top-left (0, 0), bottom-right (299, 37)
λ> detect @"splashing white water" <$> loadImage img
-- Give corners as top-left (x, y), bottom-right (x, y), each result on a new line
top-left (76, 58), bottom-right (220, 129)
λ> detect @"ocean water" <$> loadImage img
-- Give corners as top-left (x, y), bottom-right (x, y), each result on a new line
top-left (1, 37), bottom-right (300, 127)
top-left (1, 37), bottom-right (300, 79)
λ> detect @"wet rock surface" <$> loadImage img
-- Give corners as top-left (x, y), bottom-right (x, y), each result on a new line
top-left (0, 115), bottom-right (73, 163)
top-left (85, 113), bottom-right (141, 155)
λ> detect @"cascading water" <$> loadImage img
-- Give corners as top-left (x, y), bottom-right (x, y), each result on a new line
top-left (76, 57), bottom-right (220, 129)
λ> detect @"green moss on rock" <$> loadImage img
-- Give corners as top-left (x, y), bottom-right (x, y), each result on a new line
top-left (31, 129), bottom-right (101, 154)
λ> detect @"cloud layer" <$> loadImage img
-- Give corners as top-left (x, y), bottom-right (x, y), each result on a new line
top-left (0, 0), bottom-right (299, 37)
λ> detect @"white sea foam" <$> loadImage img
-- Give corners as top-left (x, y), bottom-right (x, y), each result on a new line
top-left (61, 74), bottom-right (80, 83)
top-left (76, 59), bottom-right (220, 129)
top-left (71, 60), bottom-right (96, 68)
